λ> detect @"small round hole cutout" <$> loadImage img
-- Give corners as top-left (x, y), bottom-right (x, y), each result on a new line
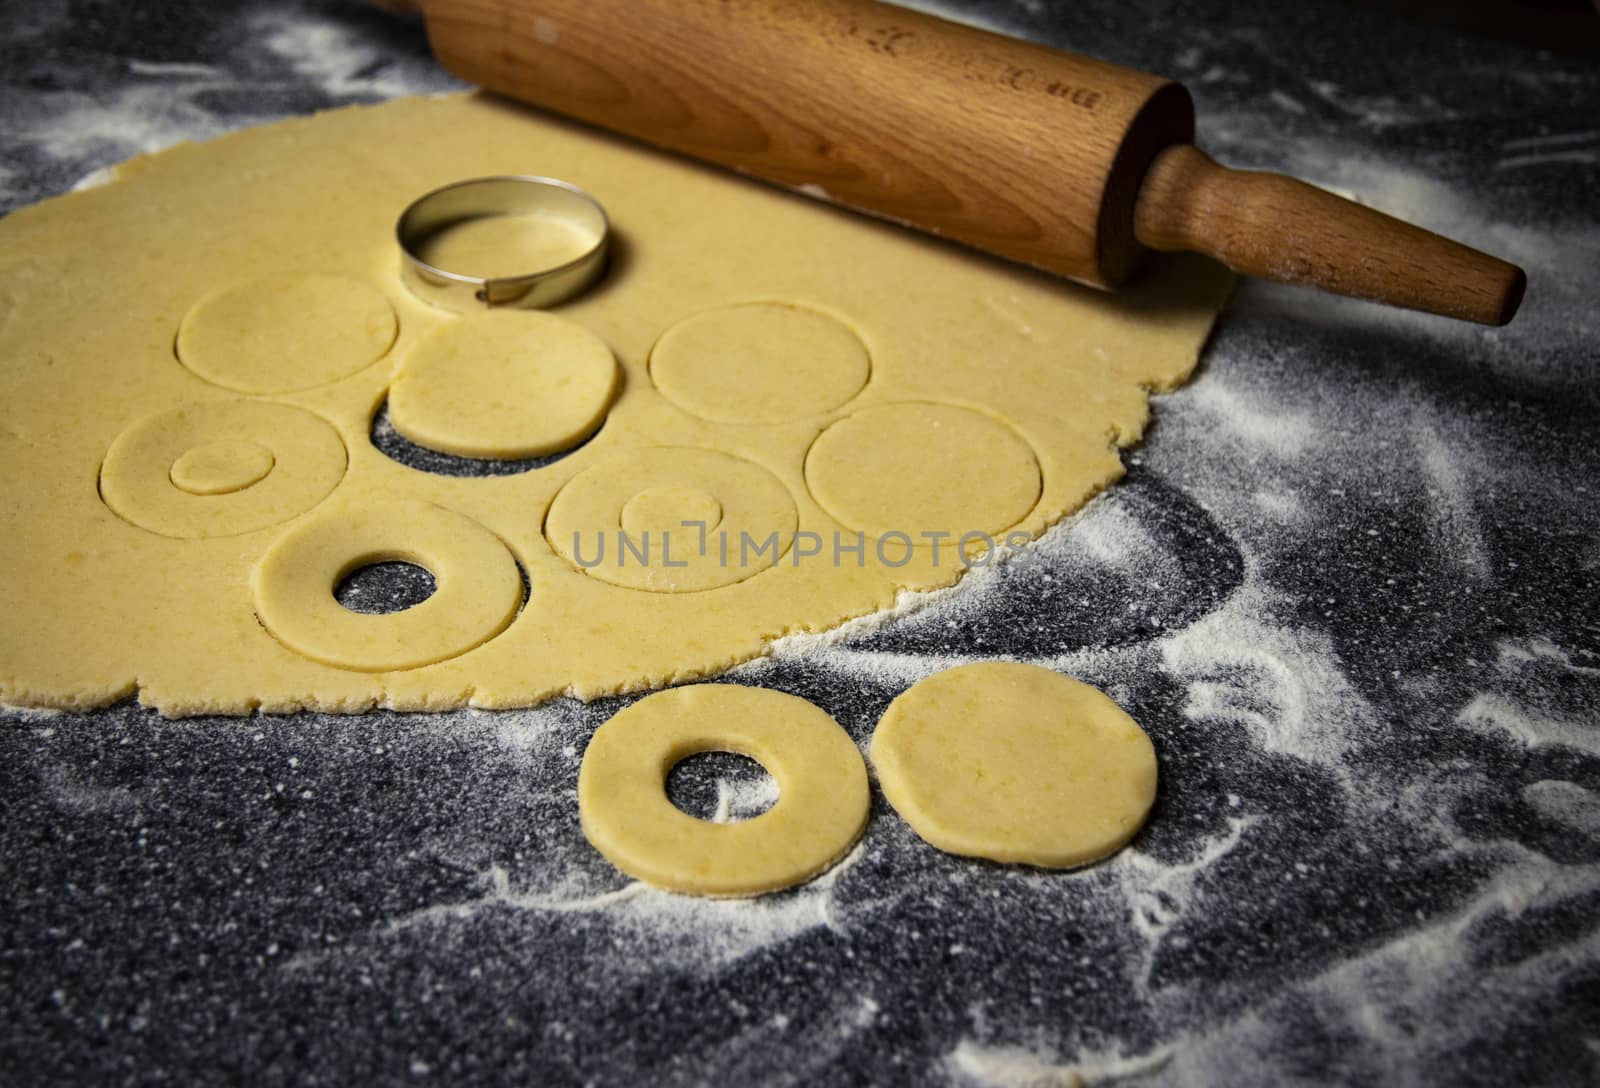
top-left (666, 750), bottom-right (778, 823)
top-left (334, 561), bottom-right (438, 615)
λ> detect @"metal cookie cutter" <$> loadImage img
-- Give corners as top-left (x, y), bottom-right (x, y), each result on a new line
top-left (396, 176), bottom-right (610, 311)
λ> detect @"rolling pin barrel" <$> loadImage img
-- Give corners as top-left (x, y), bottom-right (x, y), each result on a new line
top-left (413, 0), bottom-right (1525, 324)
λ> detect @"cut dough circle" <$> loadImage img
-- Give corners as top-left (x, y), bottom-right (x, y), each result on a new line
top-left (578, 684), bottom-right (869, 897)
top-left (620, 486), bottom-right (723, 537)
top-left (650, 302), bottom-right (870, 423)
top-left (388, 310), bottom-right (619, 459)
top-left (251, 499), bottom-right (523, 672)
top-left (169, 440), bottom-right (275, 495)
top-left (100, 401), bottom-right (346, 539)
top-left (176, 276), bottom-right (398, 394)
top-left (805, 402), bottom-right (1041, 540)
top-left (545, 447), bottom-right (797, 592)
top-left (870, 662), bottom-right (1157, 868)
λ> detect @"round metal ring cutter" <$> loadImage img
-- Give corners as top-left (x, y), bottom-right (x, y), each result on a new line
top-left (396, 175), bottom-right (610, 311)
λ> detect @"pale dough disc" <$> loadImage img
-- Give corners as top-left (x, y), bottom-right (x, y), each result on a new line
top-left (805, 402), bottom-right (1041, 540)
top-left (100, 401), bottom-right (346, 539)
top-left (870, 662), bottom-right (1158, 868)
top-left (169, 440), bottom-right (276, 495)
top-left (650, 302), bottom-right (870, 423)
top-left (578, 684), bottom-right (869, 897)
top-left (0, 93), bottom-right (1229, 713)
top-left (388, 310), bottom-right (619, 459)
top-left (545, 447), bottom-right (797, 592)
top-left (176, 276), bottom-right (397, 394)
top-left (252, 499), bottom-right (523, 672)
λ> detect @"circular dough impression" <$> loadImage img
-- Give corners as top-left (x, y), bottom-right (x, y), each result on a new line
top-left (546, 447), bottom-right (796, 592)
top-left (579, 684), bottom-right (869, 897)
top-left (169, 440), bottom-right (275, 495)
top-left (176, 276), bottom-right (397, 394)
top-left (252, 499), bottom-right (522, 672)
top-left (100, 401), bottom-right (346, 539)
top-left (871, 662), bottom-right (1157, 868)
top-left (651, 302), bottom-right (869, 423)
top-left (388, 310), bottom-right (619, 459)
top-left (806, 402), bottom-right (1041, 540)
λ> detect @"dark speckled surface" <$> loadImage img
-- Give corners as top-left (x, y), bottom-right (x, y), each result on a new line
top-left (3, 1), bottom-right (1598, 1084)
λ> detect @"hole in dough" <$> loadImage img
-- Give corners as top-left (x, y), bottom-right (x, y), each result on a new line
top-left (369, 401), bottom-right (602, 478)
top-left (416, 212), bottom-right (604, 281)
top-left (334, 560), bottom-right (439, 615)
top-left (252, 499), bottom-right (523, 672)
top-left (175, 276), bottom-right (397, 394)
top-left (649, 301), bottom-right (870, 424)
top-left (665, 750), bottom-right (779, 823)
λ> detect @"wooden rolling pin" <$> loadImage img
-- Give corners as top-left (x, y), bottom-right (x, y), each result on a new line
top-left (395, 0), bottom-right (1526, 325)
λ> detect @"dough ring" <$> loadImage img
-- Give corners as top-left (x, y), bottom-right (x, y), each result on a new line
top-left (805, 402), bottom-right (1041, 541)
top-left (870, 662), bottom-right (1157, 868)
top-left (578, 684), bottom-right (869, 897)
top-left (100, 401), bottom-right (347, 539)
top-left (176, 276), bottom-right (398, 394)
top-left (387, 310), bottom-right (619, 459)
top-left (252, 499), bottom-right (523, 672)
top-left (649, 301), bottom-right (870, 424)
top-left (545, 447), bottom-right (798, 592)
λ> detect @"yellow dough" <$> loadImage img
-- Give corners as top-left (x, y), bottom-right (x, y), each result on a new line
top-left (806, 402), bottom-right (1042, 542)
top-left (99, 401), bottom-right (346, 539)
top-left (169, 440), bottom-right (276, 496)
top-left (650, 302), bottom-right (871, 424)
top-left (870, 662), bottom-right (1158, 868)
top-left (0, 93), bottom-right (1229, 715)
top-left (578, 684), bottom-right (869, 896)
top-left (387, 310), bottom-right (619, 459)
top-left (251, 498), bottom-right (523, 673)
top-left (176, 276), bottom-right (398, 395)
top-left (545, 447), bottom-right (798, 593)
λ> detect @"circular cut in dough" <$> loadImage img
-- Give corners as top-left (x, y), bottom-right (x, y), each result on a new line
top-left (650, 302), bottom-right (870, 424)
top-left (870, 662), bottom-right (1157, 868)
top-left (169, 440), bottom-right (275, 495)
top-left (101, 401), bottom-right (346, 538)
top-left (545, 447), bottom-right (797, 592)
top-left (176, 276), bottom-right (398, 394)
top-left (252, 499), bottom-right (522, 672)
top-left (578, 684), bottom-right (869, 897)
top-left (805, 402), bottom-right (1041, 540)
top-left (388, 310), bottom-right (619, 459)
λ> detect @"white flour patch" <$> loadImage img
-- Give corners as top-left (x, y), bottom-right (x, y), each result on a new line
top-left (35, 85), bottom-right (240, 164)
top-left (1411, 415), bottom-right (1491, 581)
top-left (253, 10), bottom-right (420, 100)
top-left (383, 838), bottom-right (870, 974)
top-left (1159, 575), bottom-right (1376, 776)
top-left (1458, 694), bottom-right (1600, 757)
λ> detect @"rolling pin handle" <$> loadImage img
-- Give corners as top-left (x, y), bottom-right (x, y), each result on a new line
top-left (1132, 144), bottom-right (1526, 326)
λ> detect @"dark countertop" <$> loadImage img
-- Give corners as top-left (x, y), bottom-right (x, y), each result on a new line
top-left (3, 1), bottom-right (1597, 1084)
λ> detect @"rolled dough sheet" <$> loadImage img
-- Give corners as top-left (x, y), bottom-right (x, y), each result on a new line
top-left (0, 93), bottom-right (1230, 715)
